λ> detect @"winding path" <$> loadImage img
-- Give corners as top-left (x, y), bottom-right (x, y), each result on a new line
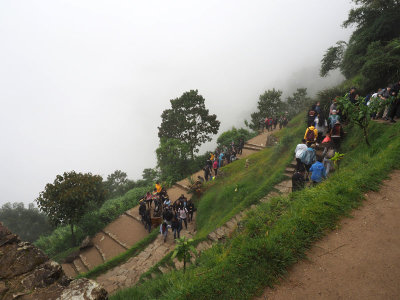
top-left (256, 170), bottom-right (400, 300)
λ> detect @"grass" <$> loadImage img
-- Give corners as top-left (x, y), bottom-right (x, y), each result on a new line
top-left (110, 119), bottom-right (400, 300)
top-left (195, 113), bottom-right (306, 238)
top-left (77, 229), bottom-right (159, 279)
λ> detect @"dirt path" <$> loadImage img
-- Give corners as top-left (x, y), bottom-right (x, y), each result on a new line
top-left (257, 170), bottom-right (400, 300)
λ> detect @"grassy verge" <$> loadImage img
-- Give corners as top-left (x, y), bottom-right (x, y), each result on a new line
top-left (111, 120), bottom-right (400, 300)
top-left (195, 113), bottom-right (305, 238)
top-left (77, 229), bottom-right (158, 279)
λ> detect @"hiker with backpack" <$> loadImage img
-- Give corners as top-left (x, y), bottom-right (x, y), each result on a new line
top-left (295, 139), bottom-right (308, 171)
top-left (160, 222), bottom-right (169, 243)
top-left (314, 113), bottom-right (327, 144)
top-left (331, 121), bottom-right (344, 151)
top-left (307, 107), bottom-right (316, 127)
top-left (171, 216), bottom-right (181, 239)
top-left (292, 165), bottom-right (306, 192)
top-left (304, 125), bottom-right (318, 144)
top-left (309, 156), bottom-right (327, 185)
top-left (301, 143), bottom-right (316, 180)
top-left (328, 110), bottom-right (340, 130)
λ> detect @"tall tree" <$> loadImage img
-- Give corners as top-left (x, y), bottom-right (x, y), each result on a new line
top-left (286, 88), bottom-right (311, 117)
top-left (0, 202), bottom-right (52, 243)
top-left (104, 170), bottom-right (129, 198)
top-left (142, 168), bottom-right (159, 184)
top-left (156, 138), bottom-right (192, 182)
top-left (320, 0), bottom-right (400, 87)
top-left (36, 171), bottom-right (106, 246)
top-left (158, 90), bottom-right (220, 159)
top-left (250, 88), bottom-right (284, 129)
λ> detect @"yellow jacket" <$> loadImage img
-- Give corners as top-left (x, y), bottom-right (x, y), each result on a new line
top-left (304, 126), bottom-right (318, 141)
top-left (155, 183), bottom-right (162, 193)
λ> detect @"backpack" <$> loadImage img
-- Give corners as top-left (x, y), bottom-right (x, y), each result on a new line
top-left (305, 128), bottom-right (315, 141)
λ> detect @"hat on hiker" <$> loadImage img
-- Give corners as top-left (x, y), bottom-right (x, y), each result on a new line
top-left (332, 110), bottom-right (337, 114)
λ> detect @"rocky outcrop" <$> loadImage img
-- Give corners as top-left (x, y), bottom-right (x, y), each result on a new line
top-left (0, 222), bottom-right (108, 300)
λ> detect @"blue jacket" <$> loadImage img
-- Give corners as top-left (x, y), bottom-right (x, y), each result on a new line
top-left (309, 161), bottom-right (326, 182)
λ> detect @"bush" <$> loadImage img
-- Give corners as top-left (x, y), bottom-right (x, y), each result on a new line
top-left (35, 186), bottom-right (151, 258)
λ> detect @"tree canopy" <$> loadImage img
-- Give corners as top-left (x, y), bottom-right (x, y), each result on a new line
top-left (36, 171), bottom-right (106, 245)
top-left (158, 90), bottom-right (220, 158)
top-left (320, 0), bottom-right (400, 91)
top-left (250, 88), bottom-right (284, 129)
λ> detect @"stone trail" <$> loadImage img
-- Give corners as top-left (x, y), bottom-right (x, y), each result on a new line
top-left (97, 157), bottom-right (295, 295)
top-left (61, 129), bottom-right (276, 279)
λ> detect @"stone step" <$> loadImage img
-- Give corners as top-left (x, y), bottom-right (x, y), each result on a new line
top-left (61, 263), bottom-right (78, 278)
top-left (124, 211), bottom-right (141, 223)
top-left (79, 254), bottom-right (91, 270)
top-left (94, 244), bottom-right (107, 262)
top-left (174, 182), bottom-right (190, 192)
top-left (73, 257), bottom-right (89, 274)
top-left (101, 230), bottom-right (129, 250)
top-left (243, 145), bottom-right (261, 151)
top-left (245, 142), bottom-right (266, 149)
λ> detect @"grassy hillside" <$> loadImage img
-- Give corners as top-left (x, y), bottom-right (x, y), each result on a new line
top-left (195, 114), bottom-right (305, 238)
top-left (111, 119), bottom-right (400, 300)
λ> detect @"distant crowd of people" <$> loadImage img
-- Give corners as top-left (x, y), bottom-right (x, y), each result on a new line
top-left (366, 80), bottom-right (400, 122)
top-left (202, 138), bottom-right (245, 181)
top-left (259, 115), bottom-right (288, 132)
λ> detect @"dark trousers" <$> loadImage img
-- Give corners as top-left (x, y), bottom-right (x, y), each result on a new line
top-left (388, 99), bottom-right (399, 120)
top-left (180, 217), bottom-right (187, 229)
top-left (296, 158), bottom-right (304, 171)
top-left (173, 227), bottom-right (181, 239)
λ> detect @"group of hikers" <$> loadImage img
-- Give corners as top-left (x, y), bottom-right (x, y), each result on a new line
top-left (292, 80), bottom-right (400, 191)
top-left (259, 115), bottom-right (289, 132)
top-left (202, 138), bottom-right (245, 180)
top-left (292, 100), bottom-right (344, 191)
top-left (366, 81), bottom-right (400, 122)
top-left (138, 182), bottom-right (195, 242)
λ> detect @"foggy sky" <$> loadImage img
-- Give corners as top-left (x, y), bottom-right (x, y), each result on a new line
top-left (0, 0), bottom-right (353, 206)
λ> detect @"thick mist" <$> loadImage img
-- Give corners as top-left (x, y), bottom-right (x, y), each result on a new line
top-left (0, 0), bottom-right (352, 206)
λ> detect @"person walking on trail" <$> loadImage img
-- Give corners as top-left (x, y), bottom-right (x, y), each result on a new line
top-left (304, 125), bottom-right (318, 143)
top-left (155, 182), bottom-right (162, 194)
top-left (144, 209), bottom-right (152, 233)
top-left (274, 117), bottom-right (278, 129)
top-left (323, 146), bottom-right (335, 177)
top-left (203, 164), bottom-right (211, 181)
top-left (238, 138), bottom-right (244, 155)
top-left (187, 199), bottom-right (195, 223)
top-left (295, 139), bottom-right (308, 171)
top-left (171, 216), bottom-right (181, 239)
top-left (212, 159), bottom-right (219, 177)
top-left (292, 166), bottom-right (306, 192)
top-left (307, 107), bottom-right (316, 127)
top-left (178, 206), bottom-right (188, 230)
top-left (160, 222), bottom-right (169, 243)
top-left (301, 143), bottom-right (316, 179)
top-left (309, 156), bottom-right (326, 185)
top-left (139, 200), bottom-right (146, 224)
top-left (314, 113), bottom-right (327, 144)
top-left (328, 110), bottom-right (340, 130)
top-left (331, 121), bottom-right (344, 151)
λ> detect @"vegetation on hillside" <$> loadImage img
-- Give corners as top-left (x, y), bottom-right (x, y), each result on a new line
top-left (111, 116), bottom-right (400, 300)
top-left (35, 185), bottom-right (150, 258)
top-left (320, 0), bottom-right (400, 92)
top-left (0, 202), bottom-right (52, 243)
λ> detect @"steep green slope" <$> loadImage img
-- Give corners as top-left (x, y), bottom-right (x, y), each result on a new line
top-left (111, 120), bottom-right (400, 300)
